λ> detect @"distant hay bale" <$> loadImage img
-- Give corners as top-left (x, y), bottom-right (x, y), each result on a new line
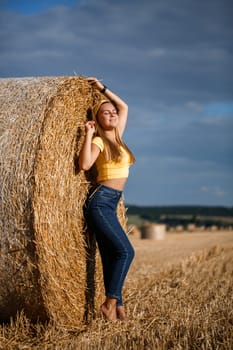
top-left (0, 77), bottom-right (126, 326)
top-left (140, 223), bottom-right (166, 240)
top-left (187, 224), bottom-right (196, 232)
top-left (175, 225), bottom-right (184, 233)
top-left (210, 225), bottom-right (218, 232)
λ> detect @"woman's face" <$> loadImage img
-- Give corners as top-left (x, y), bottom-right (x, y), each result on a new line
top-left (97, 103), bottom-right (119, 130)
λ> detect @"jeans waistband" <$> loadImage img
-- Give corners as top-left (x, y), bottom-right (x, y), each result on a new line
top-left (98, 184), bottom-right (123, 196)
top-left (87, 184), bottom-right (123, 202)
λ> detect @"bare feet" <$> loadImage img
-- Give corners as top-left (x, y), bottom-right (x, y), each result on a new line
top-left (100, 298), bottom-right (117, 321)
top-left (116, 306), bottom-right (127, 321)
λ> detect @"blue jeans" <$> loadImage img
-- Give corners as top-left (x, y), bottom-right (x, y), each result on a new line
top-left (85, 184), bottom-right (135, 306)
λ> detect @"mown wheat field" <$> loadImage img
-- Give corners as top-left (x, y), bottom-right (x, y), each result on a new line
top-left (1, 231), bottom-right (233, 350)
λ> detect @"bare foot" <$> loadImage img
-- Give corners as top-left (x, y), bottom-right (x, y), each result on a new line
top-left (116, 306), bottom-right (127, 321)
top-left (101, 299), bottom-right (117, 321)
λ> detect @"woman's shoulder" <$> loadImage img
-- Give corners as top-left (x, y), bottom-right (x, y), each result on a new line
top-left (92, 136), bottom-right (104, 152)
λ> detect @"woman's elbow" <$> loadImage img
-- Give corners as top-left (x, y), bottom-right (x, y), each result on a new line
top-left (78, 159), bottom-right (92, 171)
top-left (79, 165), bottom-right (89, 171)
top-left (121, 102), bottom-right (128, 112)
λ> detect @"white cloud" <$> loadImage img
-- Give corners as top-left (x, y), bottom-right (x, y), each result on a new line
top-left (147, 48), bottom-right (167, 58)
top-left (201, 186), bottom-right (227, 198)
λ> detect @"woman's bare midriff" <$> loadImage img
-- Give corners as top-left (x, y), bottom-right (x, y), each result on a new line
top-left (99, 178), bottom-right (127, 191)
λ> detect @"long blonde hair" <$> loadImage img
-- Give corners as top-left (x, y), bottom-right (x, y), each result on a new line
top-left (92, 101), bottom-right (135, 163)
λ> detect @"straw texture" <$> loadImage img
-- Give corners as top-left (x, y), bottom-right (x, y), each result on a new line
top-left (0, 77), bottom-right (127, 326)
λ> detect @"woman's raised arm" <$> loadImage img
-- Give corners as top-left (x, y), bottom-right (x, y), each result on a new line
top-left (86, 77), bottom-right (128, 137)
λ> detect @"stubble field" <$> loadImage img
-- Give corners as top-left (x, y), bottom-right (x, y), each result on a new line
top-left (1, 231), bottom-right (233, 349)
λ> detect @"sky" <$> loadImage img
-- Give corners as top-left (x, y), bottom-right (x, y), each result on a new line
top-left (0, 0), bottom-right (233, 207)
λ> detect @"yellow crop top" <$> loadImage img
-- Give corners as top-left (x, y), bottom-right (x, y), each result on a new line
top-left (92, 136), bottom-right (132, 181)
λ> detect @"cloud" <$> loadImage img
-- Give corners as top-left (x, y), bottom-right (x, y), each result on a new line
top-left (201, 186), bottom-right (226, 198)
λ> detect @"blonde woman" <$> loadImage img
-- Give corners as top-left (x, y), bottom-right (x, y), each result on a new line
top-left (79, 77), bottom-right (135, 321)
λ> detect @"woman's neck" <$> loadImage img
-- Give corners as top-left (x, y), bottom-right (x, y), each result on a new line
top-left (104, 130), bottom-right (116, 142)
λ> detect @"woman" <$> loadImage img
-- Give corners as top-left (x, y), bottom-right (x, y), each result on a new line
top-left (79, 77), bottom-right (135, 321)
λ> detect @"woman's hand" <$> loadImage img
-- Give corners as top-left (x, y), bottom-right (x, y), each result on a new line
top-left (86, 77), bottom-right (104, 91)
top-left (85, 120), bottom-right (96, 136)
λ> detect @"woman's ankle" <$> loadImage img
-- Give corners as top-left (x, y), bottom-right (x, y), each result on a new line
top-left (116, 305), bottom-right (127, 321)
top-left (105, 297), bottom-right (117, 308)
top-left (101, 298), bottom-right (117, 321)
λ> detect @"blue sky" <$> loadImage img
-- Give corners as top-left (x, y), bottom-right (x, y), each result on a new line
top-left (0, 0), bottom-right (233, 206)
top-left (0, 0), bottom-right (78, 14)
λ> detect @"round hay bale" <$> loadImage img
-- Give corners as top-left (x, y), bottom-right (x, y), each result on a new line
top-left (187, 224), bottom-right (196, 232)
top-left (175, 225), bottom-right (184, 233)
top-left (140, 223), bottom-right (166, 240)
top-left (0, 77), bottom-right (126, 326)
top-left (210, 225), bottom-right (218, 232)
